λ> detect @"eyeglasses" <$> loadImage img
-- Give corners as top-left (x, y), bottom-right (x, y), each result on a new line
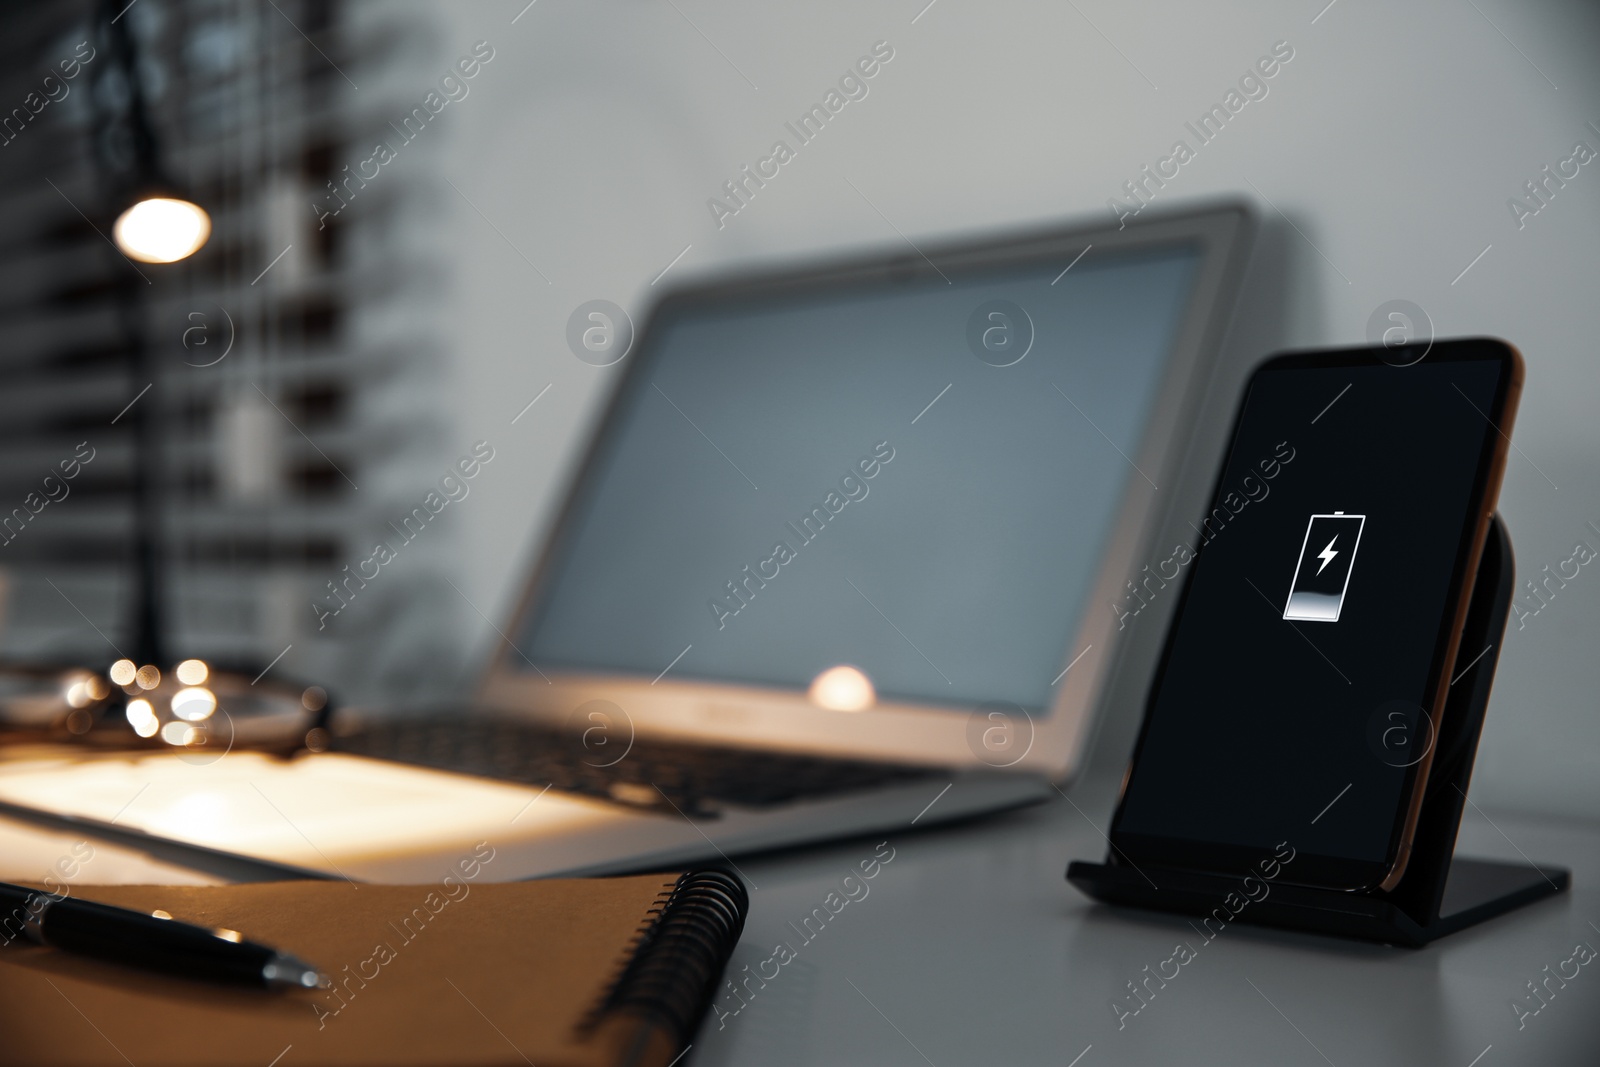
top-left (0, 660), bottom-right (332, 757)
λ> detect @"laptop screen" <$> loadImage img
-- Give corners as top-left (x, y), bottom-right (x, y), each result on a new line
top-left (516, 244), bottom-right (1202, 713)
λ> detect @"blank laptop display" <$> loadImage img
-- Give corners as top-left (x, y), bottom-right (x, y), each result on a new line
top-left (518, 247), bottom-right (1201, 714)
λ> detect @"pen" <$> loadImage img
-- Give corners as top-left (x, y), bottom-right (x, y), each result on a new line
top-left (0, 882), bottom-right (327, 990)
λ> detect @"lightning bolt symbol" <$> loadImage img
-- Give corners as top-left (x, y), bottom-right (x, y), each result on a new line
top-left (1316, 536), bottom-right (1339, 575)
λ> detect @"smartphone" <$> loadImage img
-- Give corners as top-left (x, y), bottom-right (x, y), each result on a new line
top-left (1108, 337), bottom-right (1522, 892)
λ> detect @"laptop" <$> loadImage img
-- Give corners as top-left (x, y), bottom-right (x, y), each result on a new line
top-left (0, 202), bottom-right (1254, 883)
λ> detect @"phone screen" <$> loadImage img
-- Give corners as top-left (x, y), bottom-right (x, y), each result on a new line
top-left (1110, 341), bottom-right (1516, 889)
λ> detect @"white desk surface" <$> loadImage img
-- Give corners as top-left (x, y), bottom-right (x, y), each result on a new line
top-left (2, 772), bottom-right (1595, 1066)
top-left (704, 773), bottom-right (1600, 1067)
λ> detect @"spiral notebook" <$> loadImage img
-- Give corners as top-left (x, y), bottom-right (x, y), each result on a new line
top-left (0, 869), bottom-right (747, 1067)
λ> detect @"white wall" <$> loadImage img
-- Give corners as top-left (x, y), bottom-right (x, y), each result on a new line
top-left (388, 0), bottom-right (1600, 819)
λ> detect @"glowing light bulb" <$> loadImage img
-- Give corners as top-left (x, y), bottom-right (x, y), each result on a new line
top-left (126, 698), bottom-right (159, 738)
top-left (808, 665), bottom-right (876, 712)
top-left (135, 664), bottom-right (161, 690)
top-left (170, 686), bottom-right (217, 722)
top-left (112, 197), bottom-right (211, 263)
top-left (109, 659), bottom-right (137, 686)
top-left (175, 659), bottom-right (209, 685)
top-left (161, 721), bottom-right (199, 746)
top-left (63, 671), bottom-right (96, 708)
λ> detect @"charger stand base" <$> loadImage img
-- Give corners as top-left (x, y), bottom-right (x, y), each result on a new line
top-left (1066, 515), bottom-right (1569, 947)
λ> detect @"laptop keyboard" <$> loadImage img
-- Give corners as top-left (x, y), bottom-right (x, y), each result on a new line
top-left (331, 717), bottom-right (939, 818)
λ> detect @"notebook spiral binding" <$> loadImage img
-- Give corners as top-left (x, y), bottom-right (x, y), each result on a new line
top-left (592, 868), bottom-right (749, 1047)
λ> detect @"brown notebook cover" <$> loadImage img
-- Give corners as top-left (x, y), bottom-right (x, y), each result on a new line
top-left (0, 867), bottom-right (747, 1067)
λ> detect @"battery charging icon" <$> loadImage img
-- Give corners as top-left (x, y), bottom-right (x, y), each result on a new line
top-left (1284, 512), bottom-right (1366, 623)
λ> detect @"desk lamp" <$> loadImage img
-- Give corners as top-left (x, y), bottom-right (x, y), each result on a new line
top-left (0, 0), bottom-right (325, 757)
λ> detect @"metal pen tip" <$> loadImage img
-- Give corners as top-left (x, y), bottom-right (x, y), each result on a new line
top-left (262, 953), bottom-right (330, 990)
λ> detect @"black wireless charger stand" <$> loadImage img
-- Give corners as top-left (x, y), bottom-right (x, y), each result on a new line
top-left (1067, 515), bottom-right (1569, 947)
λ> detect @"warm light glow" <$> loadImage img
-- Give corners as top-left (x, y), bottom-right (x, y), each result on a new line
top-left (161, 721), bottom-right (199, 746)
top-left (808, 665), bottom-right (876, 712)
top-left (171, 686), bottom-right (217, 722)
top-left (164, 791), bottom-right (229, 834)
top-left (126, 698), bottom-right (159, 738)
top-left (608, 781), bottom-right (659, 807)
top-left (109, 659), bottom-right (137, 686)
top-left (135, 664), bottom-right (161, 690)
top-left (175, 659), bottom-right (209, 686)
top-left (86, 675), bottom-right (110, 700)
top-left (112, 197), bottom-right (211, 263)
top-left (64, 673), bottom-right (96, 708)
